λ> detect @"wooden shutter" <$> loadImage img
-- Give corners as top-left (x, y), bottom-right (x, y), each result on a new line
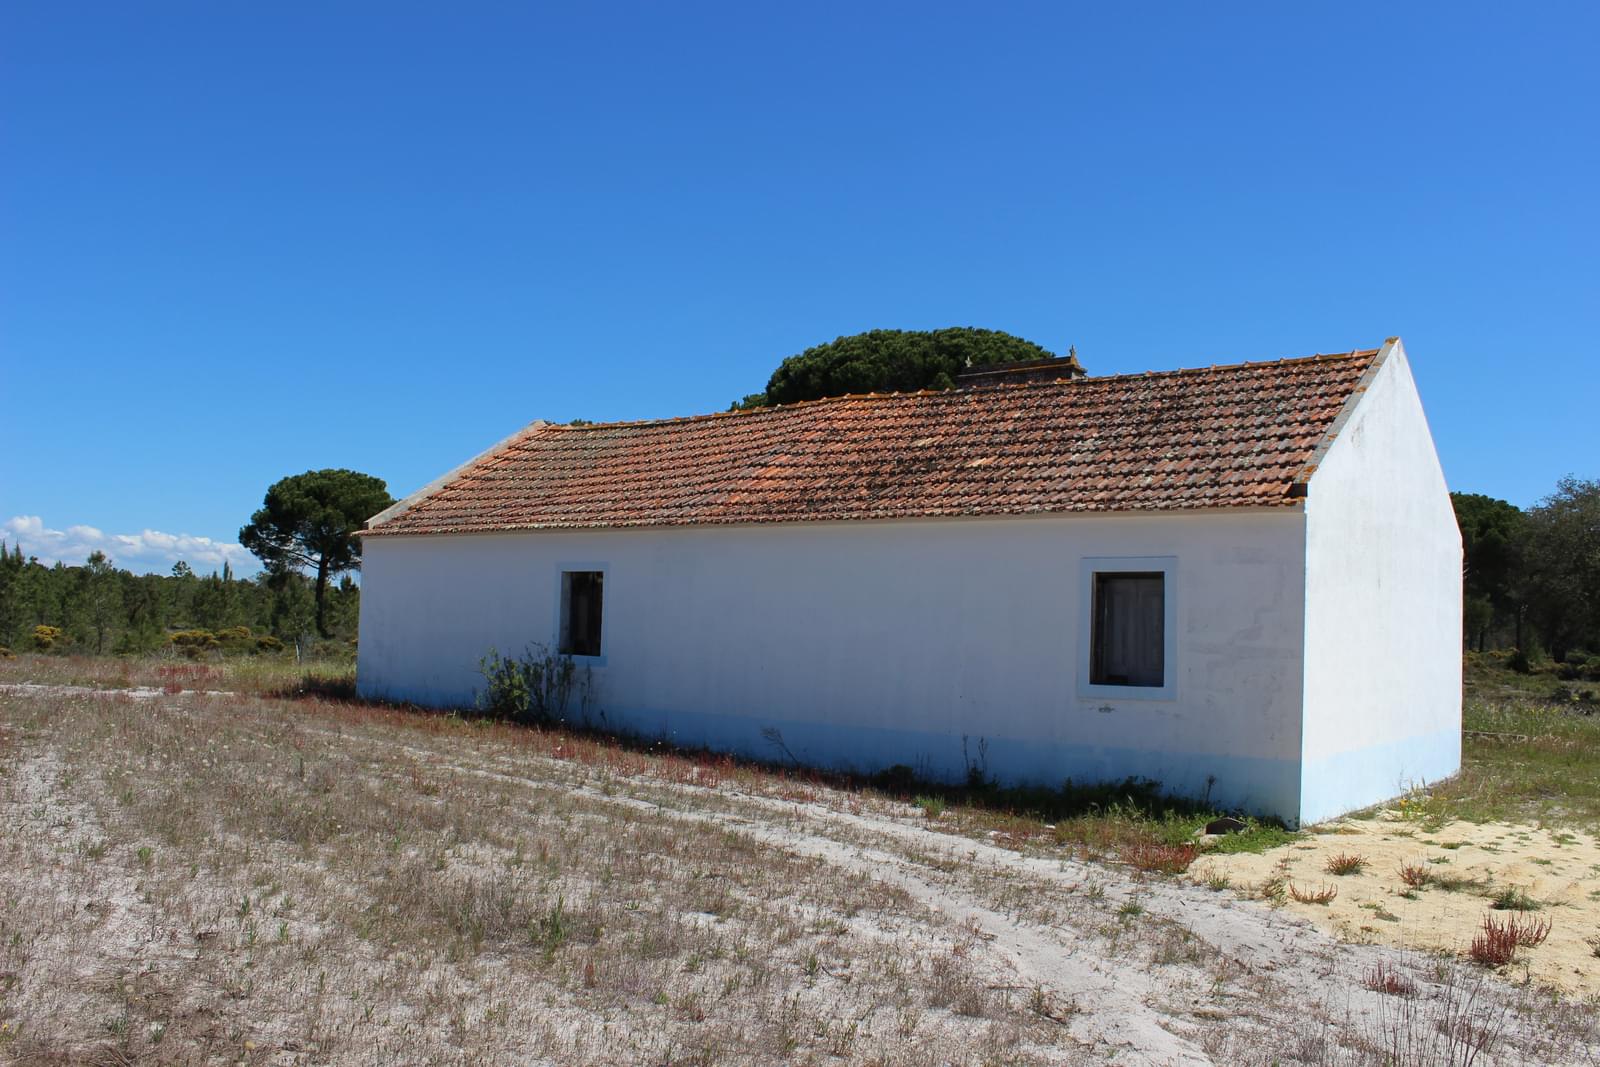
top-left (1091, 573), bottom-right (1164, 687)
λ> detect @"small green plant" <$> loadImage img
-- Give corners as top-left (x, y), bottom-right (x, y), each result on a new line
top-left (1490, 885), bottom-right (1541, 912)
top-left (1432, 872), bottom-right (1492, 894)
top-left (477, 644), bottom-right (591, 725)
top-left (1258, 875), bottom-right (1288, 906)
top-left (914, 795), bottom-right (946, 820)
top-left (1324, 852), bottom-right (1367, 875)
top-left (531, 895), bottom-right (568, 951)
top-left (1117, 899), bottom-right (1144, 919)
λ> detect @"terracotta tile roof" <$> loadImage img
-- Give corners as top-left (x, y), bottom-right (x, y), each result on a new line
top-left (365, 347), bottom-right (1382, 536)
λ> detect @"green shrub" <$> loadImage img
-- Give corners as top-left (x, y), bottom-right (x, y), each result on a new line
top-left (0, 646), bottom-right (13, 659)
top-left (169, 629), bottom-right (221, 659)
top-left (254, 635), bottom-right (286, 654)
top-left (477, 644), bottom-right (591, 725)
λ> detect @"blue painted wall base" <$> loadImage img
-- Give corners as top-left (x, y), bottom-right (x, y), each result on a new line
top-left (1300, 727), bottom-right (1462, 826)
top-left (576, 702), bottom-right (1304, 823)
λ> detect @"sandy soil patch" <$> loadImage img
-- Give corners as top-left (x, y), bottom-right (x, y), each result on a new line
top-left (1194, 815), bottom-right (1600, 996)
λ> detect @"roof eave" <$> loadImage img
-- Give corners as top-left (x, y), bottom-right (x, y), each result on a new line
top-left (360, 420), bottom-right (550, 535)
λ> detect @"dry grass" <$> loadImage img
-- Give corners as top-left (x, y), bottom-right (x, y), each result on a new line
top-left (2, 658), bottom-right (1598, 1065)
top-left (0, 686), bottom-right (1069, 1065)
top-left (1364, 961), bottom-right (1417, 997)
top-left (1324, 852), bottom-right (1368, 876)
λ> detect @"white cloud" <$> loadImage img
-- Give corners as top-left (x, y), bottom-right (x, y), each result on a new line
top-left (2, 515), bottom-right (256, 575)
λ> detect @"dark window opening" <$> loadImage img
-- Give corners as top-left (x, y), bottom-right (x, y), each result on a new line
top-left (1091, 572), bottom-right (1164, 687)
top-left (560, 571), bottom-right (604, 656)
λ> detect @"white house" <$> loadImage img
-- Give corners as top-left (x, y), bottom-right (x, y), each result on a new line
top-left (356, 337), bottom-right (1461, 826)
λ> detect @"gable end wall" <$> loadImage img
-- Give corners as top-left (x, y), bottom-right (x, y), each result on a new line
top-left (1300, 341), bottom-right (1462, 824)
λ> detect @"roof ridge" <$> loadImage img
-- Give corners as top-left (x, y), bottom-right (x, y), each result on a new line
top-left (534, 346), bottom-right (1382, 434)
top-left (366, 338), bottom-right (1391, 537)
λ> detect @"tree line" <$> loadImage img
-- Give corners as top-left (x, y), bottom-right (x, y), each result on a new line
top-left (1454, 475), bottom-right (1600, 661)
top-left (0, 546), bottom-right (359, 656)
top-left (0, 468), bottom-right (392, 658)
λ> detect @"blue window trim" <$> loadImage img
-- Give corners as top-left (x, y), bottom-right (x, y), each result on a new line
top-left (1076, 555), bottom-right (1177, 702)
top-left (553, 561), bottom-right (609, 667)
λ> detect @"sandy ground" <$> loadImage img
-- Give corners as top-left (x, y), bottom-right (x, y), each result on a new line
top-left (1194, 815), bottom-right (1600, 997)
top-left (4, 682), bottom-right (1599, 1065)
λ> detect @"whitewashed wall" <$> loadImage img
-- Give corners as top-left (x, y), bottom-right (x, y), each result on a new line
top-left (359, 510), bottom-right (1310, 817)
top-left (1300, 341), bottom-right (1462, 824)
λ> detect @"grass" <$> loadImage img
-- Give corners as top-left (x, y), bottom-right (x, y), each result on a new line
top-left (1378, 679), bottom-right (1600, 836)
top-left (0, 650), bottom-right (356, 698)
top-left (913, 794), bottom-right (946, 820)
top-left (1490, 886), bottom-right (1542, 912)
top-left (0, 671), bottom-right (1071, 1064)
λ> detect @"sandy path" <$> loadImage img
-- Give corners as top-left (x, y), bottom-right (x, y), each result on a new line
top-left (1197, 817), bottom-right (1600, 996)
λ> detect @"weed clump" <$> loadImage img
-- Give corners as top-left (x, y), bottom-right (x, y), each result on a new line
top-left (1364, 961), bottom-right (1416, 996)
top-left (1398, 861), bottom-right (1433, 889)
top-left (477, 644), bottom-right (592, 725)
top-left (1324, 852), bottom-right (1368, 876)
top-left (1288, 882), bottom-right (1338, 905)
top-left (1469, 912), bottom-right (1551, 967)
top-left (1489, 885), bottom-right (1540, 912)
top-left (1120, 841), bottom-right (1197, 874)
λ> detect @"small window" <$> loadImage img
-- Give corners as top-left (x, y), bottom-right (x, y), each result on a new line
top-left (560, 571), bottom-right (604, 656)
top-left (1091, 572), bottom-right (1164, 687)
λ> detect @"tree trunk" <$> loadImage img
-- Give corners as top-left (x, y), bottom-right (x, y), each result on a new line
top-left (314, 558), bottom-right (330, 639)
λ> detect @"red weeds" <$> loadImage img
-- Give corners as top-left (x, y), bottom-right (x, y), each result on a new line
top-left (1120, 841), bottom-right (1198, 874)
top-left (1469, 912), bottom-right (1552, 967)
top-left (156, 664), bottom-right (221, 686)
top-left (1364, 961), bottom-right (1416, 996)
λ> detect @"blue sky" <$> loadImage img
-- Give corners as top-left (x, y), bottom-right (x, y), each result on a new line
top-left (2, 3), bottom-right (1595, 575)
